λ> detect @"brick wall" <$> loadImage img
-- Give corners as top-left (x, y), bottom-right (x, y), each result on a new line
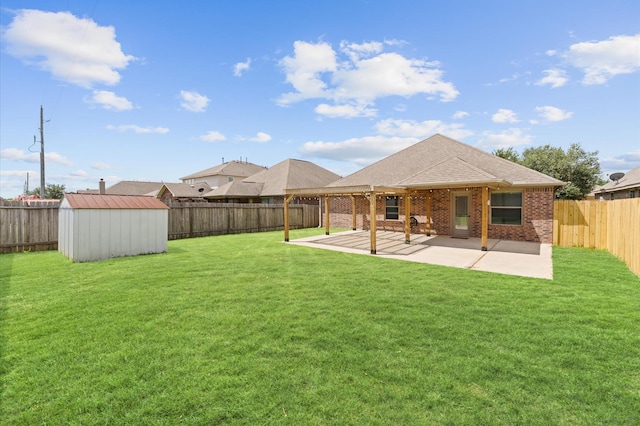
top-left (487, 188), bottom-right (555, 243)
top-left (325, 186), bottom-right (556, 243)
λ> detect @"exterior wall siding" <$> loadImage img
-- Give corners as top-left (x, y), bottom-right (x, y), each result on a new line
top-left (58, 206), bottom-right (168, 262)
top-left (326, 187), bottom-right (556, 243)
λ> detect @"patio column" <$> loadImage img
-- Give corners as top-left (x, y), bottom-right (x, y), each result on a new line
top-left (369, 193), bottom-right (377, 254)
top-left (350, 195), bottom-right (357, 230)
top-left (284, 194), bottom-right (294, 242)
top-left (426, 192), bottom-right (432, 236)
top-left (324, 196), bottom-right (330, 235)
top-left (481, 187), bottom-right (489, 251)
top-left (404, 193), bottom-right (411, 243)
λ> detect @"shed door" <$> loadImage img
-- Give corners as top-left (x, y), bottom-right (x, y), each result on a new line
top-left (452, 193), bottom-right (470, 238)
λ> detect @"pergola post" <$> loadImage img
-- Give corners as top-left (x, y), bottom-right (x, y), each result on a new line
top-left (426, 192), bottom-right (432, 236)
top-left (324, 196), bottom-right (330, 235)
top-left (350, 195), bottom-right (357, 230)
top-left (369, 193), bottom-right (377, 254)
top-left (481, 186), bottom-right (489, 251)
top-left (284, 194), bottom-right (294, 242)
top-left (404, 193), bottom-right (411, 243)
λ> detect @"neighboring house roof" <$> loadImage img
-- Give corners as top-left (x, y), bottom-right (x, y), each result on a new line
top-left (245, 159), bottom-right (341, 195)
top-left (105, 181), bottom-right (168, 196)
top-left (594, 166), bottom-right (640, 194)
top-left (62, 193), bottom-right (169, 209)
top-left (157, 182), bottom-right (211, 198)
top-left (205, 180), bottom-right (264, 197)
top-left (205, 159), bottom-right (340, 198)
top-left (180, 160), bottom-right (267, 180)
top-left (326, 134), bottom-right (563, 190)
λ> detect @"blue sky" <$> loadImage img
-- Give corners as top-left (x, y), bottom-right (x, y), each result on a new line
top-left (1, 0), bottom-right (639, 199)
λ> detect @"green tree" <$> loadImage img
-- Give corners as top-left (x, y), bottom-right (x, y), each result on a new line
top-left (493, 143), bottom-right (601, 200)
top-left (493, 147), bottom-right (521, 163)
top-left (26, 183), bottom-right (66, 199)
top-left (521, 144), bottom-right (601, 200)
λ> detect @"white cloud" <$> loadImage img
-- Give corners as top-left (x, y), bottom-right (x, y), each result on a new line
top-left (301, 136), bottom-right (418, 166)
top-left (249, 132), bottom-right (272, 143)
top-left (180, 90), bottom-right (210, 112)
top-left (106, 124), bottom-right (169, 134)
top-left (92, 162), bottom-right (111, 170)
top-left (477, 129), bottom-right (532, 150)
top-left (375, 118), bottom-right (473, 140)
top-left (600, 149), bottom-right (640, 171)
top-left (339, 40), bottom-right (384, 62)
top-left (300, 118), bottom-right (473, 165)
top-left (564, 34), bottom-right (640, 85)
top-left (0, 148), bottom-right (26, 161)
top-left (0, 147), bottom-right (73, 166)
top-left (492, 109), bottom-right (519, 123)
top-left (88, 90), bottom-right (133, 111)
top-left (46, 152), bottom-right (74, 166)
top-left (70, 169), bottom-right (89, 177)
top-left (277, 39), bottom-right (459, 110)
top-left (536, 69), bottom-right (568, 88)
top-left (452, 111), bottom-right (469, 119)
top-left (332, 52), bottom-right (458, 102)
top-left (535, 106), bottom-right (573, 122)
top-left (314, 103), bottom-right (377, 118)
top-left (278, 40), bottom-right (338, 105)
top-left (234, 58), bottom-right (251, 77)
top-left (199, 131), bottom-right (226, 142)
top-left (0, 169), bottom-right (36, 178)
top-left (2, 9), bottom-right (135, 88)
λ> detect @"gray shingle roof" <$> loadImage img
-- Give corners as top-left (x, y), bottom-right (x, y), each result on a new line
top-left (204, 159), bottom-right (341, 198)
top-left (180, 160), bottom-right (266, 180)
top-left (204, 180), bottom-right (264, 197)
top-left (159, 182), bottom-right (211, 198)
top-left (245, 159), bottom-right (341, 196)
top-left (106, 181), bottom-right (168, 196)
top-left (328, 134), bottom-right (563, 189)
top-left (595, 166), bottom-right (640, 193)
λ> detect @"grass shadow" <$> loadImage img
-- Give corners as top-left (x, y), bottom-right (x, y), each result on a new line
top-left (0, 254), bottom-right (13, 401)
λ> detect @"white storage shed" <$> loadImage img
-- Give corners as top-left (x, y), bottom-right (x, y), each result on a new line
top-left (58, 193), bottom-right (169, 262)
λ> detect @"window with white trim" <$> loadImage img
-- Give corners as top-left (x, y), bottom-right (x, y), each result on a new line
top-left (491, 191), bottom-right (522, 225)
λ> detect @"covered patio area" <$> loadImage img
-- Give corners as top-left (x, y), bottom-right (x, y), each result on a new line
top-left (288, 230), bottom-right (553, 279)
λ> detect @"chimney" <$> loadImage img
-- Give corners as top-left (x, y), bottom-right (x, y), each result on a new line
top-left (99, 179), bottom-right (106, 195)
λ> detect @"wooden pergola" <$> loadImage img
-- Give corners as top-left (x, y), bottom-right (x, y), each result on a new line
top-left (284, 179), bottom-right (509, 254)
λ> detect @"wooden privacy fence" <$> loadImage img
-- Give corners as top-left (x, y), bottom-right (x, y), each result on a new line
top-left (553, 198), bottom-right (640, 276)
top-left (0, 201), bottom-right (320, 252)
top-left (0, 200), bottom-right (60, 253)
top-left (166, 202), bottom-right (318, 240)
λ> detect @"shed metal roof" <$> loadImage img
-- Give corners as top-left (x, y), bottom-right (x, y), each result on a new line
top-left (62, 193), bottom-right (169, 209)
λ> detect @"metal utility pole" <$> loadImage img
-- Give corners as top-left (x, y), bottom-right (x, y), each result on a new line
top-left (39, 105), bottom-right (45, 199)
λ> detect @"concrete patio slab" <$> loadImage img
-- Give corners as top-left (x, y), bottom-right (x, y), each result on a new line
top-left (288, 230), bottom-right (553, 280)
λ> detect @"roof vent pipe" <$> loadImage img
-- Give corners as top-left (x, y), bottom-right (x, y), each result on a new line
top-left (99, 179), bottom-right (106, 195)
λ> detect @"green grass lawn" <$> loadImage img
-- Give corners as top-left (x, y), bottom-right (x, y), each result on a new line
top-left (1, 228), bottom-right (639, 425)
